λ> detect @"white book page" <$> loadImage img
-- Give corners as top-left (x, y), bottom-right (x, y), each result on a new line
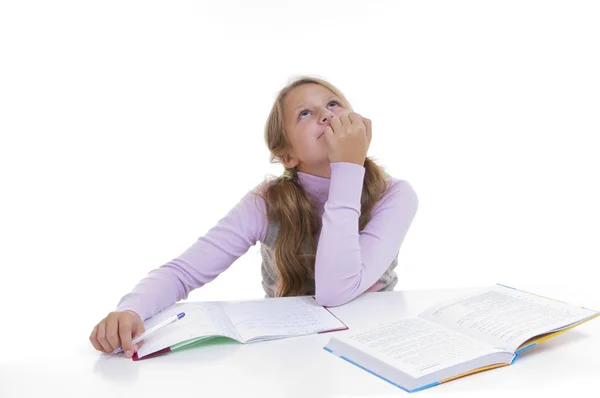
top-left (337, 317), bottom-right (507, 379)
top-left (136, 301), bottom-right (240, 358)
top-left (221, 296), bottom-right (346, 342)
top-left (419, 285), bottom-right (598, 352)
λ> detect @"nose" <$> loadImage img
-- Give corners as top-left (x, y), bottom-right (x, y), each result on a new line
top-left (319, 108), bottom-right (334, 124)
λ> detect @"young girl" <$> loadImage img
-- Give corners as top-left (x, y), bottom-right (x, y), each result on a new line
top-left (89, 76), bottom-right (419, 358)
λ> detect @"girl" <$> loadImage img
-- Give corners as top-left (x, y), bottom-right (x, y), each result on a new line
top-left (89, 76), bottom-right (419, 358)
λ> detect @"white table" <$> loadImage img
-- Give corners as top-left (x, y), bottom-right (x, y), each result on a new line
top-left (2, 287), bottom-right (599, 397)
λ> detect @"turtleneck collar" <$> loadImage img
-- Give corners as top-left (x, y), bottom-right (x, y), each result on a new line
top-left (296, 171), bottom-right (330, 204)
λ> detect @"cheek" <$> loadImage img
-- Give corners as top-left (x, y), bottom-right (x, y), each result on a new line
top-left (293, 128), bottom-right (315, 150)
top-left (333, 108), bottom-right (349, 117)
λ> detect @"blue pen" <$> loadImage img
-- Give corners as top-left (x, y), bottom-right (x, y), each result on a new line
top-left (112, 312), bottom-right (186, 355)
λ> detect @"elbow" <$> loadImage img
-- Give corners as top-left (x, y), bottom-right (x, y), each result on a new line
top-left (314, 292), bottom-right (346, 308)
top-left (314, 272), bottom-right (365, 307)
top-left (314, 286), bottom-right (357, 308)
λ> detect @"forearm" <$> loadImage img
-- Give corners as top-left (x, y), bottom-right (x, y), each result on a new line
top-left (116, 188), bottom-right (268, 320)
top-left (116, 263), bottom-right (191, 321)
top-left (116, 238), bottom-right (243, 321)
top-left (314, 162), bottom-right (366, 306)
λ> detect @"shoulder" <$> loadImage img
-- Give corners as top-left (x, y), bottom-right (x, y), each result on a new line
top-left (225, 180), bottom-right (274, 243)
top-left (233, 174), bottom-right (292, 241)
top-left (243, 175), bottom-right (278, 209)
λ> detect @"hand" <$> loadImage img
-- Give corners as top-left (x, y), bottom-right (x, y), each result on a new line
top-left (89, 310), bottom-right (145, 358)
top-left (323, 112), bottom-right (371, 165)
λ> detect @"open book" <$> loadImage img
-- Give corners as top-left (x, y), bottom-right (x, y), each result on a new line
top-left (132, 295), bottom-right (347, 360)
top-left (323, 284), bottom-right (600, 393)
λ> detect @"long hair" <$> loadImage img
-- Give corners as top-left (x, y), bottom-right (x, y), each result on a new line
top-left (258, 75), bottom-right (389, 297)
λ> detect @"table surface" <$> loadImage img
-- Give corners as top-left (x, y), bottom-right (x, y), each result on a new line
top-left (2, 286), bottom-right (599, 398)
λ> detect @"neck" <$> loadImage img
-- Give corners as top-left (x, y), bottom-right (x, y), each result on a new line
top-left (297, 162), bottom-right (331, 179)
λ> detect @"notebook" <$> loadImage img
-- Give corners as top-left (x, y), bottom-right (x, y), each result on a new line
top-left (323, 284), bottom-right (600, 393)
top-left (132, 295), bottom-right (347, 360)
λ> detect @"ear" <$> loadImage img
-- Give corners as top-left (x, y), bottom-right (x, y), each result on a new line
top-left (281, 152), bottom-right (300, 169)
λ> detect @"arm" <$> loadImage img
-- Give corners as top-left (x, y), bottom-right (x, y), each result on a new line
top-left (314, 162), bottom-right (419, 307)
top-left (116, 186), bottom-right (268, 321)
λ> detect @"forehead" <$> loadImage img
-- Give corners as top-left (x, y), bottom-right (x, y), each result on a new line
top-left (284, 83), bottom-right (336, 111)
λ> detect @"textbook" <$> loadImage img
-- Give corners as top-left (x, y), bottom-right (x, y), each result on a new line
top-left (323, 284), bottom-right (600, 393)
top-left (132, 295), bottom-right (347, 360)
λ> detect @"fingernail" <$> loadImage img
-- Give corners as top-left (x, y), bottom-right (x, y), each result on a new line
top-left (125, 350), bottom-right (133, 358)
top-left (133, 344), bottom-right (139, 351)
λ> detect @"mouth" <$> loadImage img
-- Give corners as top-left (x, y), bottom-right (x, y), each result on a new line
top-left (317, 132), bottom-right (324, 139)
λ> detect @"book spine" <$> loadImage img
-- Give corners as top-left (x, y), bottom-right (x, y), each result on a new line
top-left (319, 306), bottom-right (350, 333)
top-left (132, 346), bottom-right (172, 361)
top-left (511, 343), bottom-right (537, 364)
top-left (322, 347), bottom-right (440, 393)
top-left (496, 283), bottom-right (517, 290)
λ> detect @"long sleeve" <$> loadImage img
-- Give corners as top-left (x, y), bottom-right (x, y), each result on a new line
top-left (116, 186), bottom-right (268, 321)
top-left (314, 162), bottom-right (419, 307)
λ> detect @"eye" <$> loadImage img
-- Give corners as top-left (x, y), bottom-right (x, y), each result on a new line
top-left (298, 101), bottom-right (341, 120)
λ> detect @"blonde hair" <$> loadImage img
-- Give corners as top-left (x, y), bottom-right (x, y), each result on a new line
top-left (258, 75), bottom-right (389, 297)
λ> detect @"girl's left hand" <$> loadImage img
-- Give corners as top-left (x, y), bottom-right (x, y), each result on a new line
top-left (323, 112), bottom-right (372, 166)
top-left (362, 115), bottom-right (372, 151)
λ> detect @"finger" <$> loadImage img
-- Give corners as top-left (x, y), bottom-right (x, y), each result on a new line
top-left (349, 112), bottom-right (362, 125)
top-left (131, 317), bottom-right (146, 353)
top-left (362, 117), bottom-right (372, 144)
top-left (89, 324), bottom-right (104, 352)
top-left (118, 318), bottom-right (134, 357)
top-left (322, 126), bottom-right (334, 145)
top-left (133, 340), bottom-right (144, 352)
top-left (361, 116), bottom-right (371, 128)
top-left (330, 115), bottom-right (342, 134)
top-left (96, 322), bottom-right (113, 353)
top-left (105, 314), bottom-right (121, 352)
top-left (340, 113), bottom-right (351, 129)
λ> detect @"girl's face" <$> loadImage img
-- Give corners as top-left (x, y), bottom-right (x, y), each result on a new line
top-left (283, 83), bottom-right (350, 177)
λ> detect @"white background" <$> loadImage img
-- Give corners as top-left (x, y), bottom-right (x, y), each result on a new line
top-left (1, 1), bottom-right (599, 395)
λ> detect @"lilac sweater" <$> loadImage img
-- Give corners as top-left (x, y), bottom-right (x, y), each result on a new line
top-left (116, 162), bottom-right (418, 320)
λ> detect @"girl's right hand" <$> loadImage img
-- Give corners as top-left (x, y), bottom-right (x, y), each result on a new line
top-left (89, 310), bottom-right (145, 358)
